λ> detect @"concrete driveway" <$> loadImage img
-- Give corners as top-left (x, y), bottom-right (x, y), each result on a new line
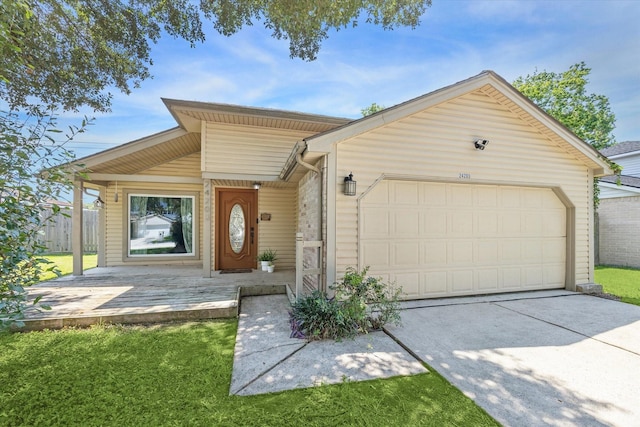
top-left (386, 291), bottom-right (640, 427)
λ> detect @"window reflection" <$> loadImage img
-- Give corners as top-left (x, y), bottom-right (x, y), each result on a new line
top-left (129, 195), bottom-right (194, 256)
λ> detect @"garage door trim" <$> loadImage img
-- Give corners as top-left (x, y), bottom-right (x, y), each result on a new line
top-left (357, 176), bottom-right (575, 298)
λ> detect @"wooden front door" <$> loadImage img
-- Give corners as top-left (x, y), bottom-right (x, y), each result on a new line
top-left (216, 188), bottom-right (258, 270)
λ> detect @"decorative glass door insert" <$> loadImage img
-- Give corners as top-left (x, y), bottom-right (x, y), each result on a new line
top-left (229, 204), bottom-right (245, 253)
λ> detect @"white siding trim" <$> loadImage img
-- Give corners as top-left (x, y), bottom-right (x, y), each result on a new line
top-left (86, 174), bottom-right (202, 184)
top-left (599, 182), bottom-right (640, 198)
top-left (203, 180), bottom-right (212, 277)
top-left (588, 169), bottom-right (595, 283)
top-left (72, 181), bottom-right (84, 275)
top-left (326, 150), bottom-right (337, 288)
top-left (202, 172), bottom-right (281, 181)
top-left (97, 186), bottom-right (106, 267)
top-left (201, 120), bottom-right (207, 173)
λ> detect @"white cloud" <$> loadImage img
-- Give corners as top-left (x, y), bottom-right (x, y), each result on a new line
top-left (68, 0), bottom-right (639, 151)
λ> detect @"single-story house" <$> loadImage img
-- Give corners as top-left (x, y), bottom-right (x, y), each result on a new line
top-left (597, 141), bottom-right (640, 268)
top-left (69, 70), bottom-right (612, 299)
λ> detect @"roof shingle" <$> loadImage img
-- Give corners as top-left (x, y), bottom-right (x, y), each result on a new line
top-left (600, 141), bottom-right (640, 157)
top-left (599, 174), bottom-right (640, 189)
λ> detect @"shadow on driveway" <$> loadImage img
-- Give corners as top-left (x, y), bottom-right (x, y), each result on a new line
top-left (386, 291), bottom-right (640, 427)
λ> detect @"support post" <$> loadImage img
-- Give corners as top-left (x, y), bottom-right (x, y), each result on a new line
top-left (96, 186), bottom-right (106, 267)
top-left (296, 232), bottom-right (303, 301)
top-left (72, 180), bottom-right (84, 276)
top-left (203, 179), bottom-right (212, 277)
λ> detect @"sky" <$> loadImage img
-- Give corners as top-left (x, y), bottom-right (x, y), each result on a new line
top-left (65, 0), bottom-right (640, 159)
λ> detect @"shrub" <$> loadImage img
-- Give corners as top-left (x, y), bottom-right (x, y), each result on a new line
top-left (289, 290), bottom-right (357, 341)
top-left (334, 266), bottom-right (403, 331)
top-left (289, 267), bottom-right (402, 341)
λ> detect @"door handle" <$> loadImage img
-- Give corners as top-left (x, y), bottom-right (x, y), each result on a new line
top-left (250, 227), bottom-right (254, 244)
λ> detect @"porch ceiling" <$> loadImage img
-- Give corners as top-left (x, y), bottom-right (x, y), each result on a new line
top-left (81, 132), bottom-right (201, 175)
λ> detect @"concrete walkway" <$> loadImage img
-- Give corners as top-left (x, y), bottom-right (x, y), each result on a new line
top-left (233, 291), bottom-right (640, 426)
top-left (387, 291), bottom-right (640, 427)
top-left (230, 294), bottom-right (428, 395)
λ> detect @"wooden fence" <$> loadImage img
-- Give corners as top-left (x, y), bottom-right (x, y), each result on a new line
top-left (39, 208), bottom-right (99, 253)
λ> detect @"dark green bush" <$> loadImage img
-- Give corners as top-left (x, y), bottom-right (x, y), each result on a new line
top-left (289, 267), bottom-right (402, 341)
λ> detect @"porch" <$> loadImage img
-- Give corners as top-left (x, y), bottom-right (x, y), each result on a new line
top-left (22, 266), bottom-right (296, 331)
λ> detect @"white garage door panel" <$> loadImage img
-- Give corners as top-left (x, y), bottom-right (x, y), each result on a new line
top-left (360, 181), bottom-right (566, 299)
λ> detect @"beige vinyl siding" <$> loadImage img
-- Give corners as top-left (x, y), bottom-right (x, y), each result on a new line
top-left (334, 89), bottom-right (593, 287)
top-left (210, 186), bottom-right (297, 270)
top-left (103, 182), bottom-right (203, 266)
top-left (258, 187), bottom-right (297, 269)
top-left (203, 123), bottom-right (310, 178)
top-left (141, 152), bottom-right (201, 177)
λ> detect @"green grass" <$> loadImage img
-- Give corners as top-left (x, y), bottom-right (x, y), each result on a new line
top-left (39, 253), bottom-right (98, 282)
top-left (0, 321), bottom-right (498, 426)
top-left (595, 265), bottom-right (640, 306)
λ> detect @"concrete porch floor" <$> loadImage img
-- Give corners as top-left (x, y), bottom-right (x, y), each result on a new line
top-left (22, 266), bottom-right (295, 331)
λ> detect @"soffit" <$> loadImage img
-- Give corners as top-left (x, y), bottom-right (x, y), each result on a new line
top-left (303, 71), bottom-right (611, 176)
top-left (477, 83), bottom-right (609, 174)
top-left (83, 132), bottom-right (201, 175)
top-left (163, 98), bottom-right (351, 134)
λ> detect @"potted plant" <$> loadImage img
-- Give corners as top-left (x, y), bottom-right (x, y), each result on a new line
top-left (267, 261), bottom-right (275, 273)
top-left (257, 249), bottom-right (277, 271)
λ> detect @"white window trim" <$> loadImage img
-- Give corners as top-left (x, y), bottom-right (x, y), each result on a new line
top-left (124, 190), bottom-right (199, 261)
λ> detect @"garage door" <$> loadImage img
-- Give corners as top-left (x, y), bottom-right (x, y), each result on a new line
top-left (360, 181), bottom-right (566, 299)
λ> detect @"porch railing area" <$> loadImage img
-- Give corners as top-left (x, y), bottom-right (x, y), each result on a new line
top-left (295, 232), bottom-right (323, 301)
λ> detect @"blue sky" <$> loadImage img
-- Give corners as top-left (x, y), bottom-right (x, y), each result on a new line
top-left (66, 0), bottom-right (640, 159)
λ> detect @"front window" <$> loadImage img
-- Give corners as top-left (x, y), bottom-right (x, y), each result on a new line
top-left (128, 194), bottom-right (194, 257)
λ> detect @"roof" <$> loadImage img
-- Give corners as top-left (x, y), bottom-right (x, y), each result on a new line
top-left (303, 70), bottom-right (612, 176)
top-left (600, 141), bottom-right (640, 158)
top-left (162, 98), bottom-right (350, 134)
top-left (599, 174), bottom-right (640, 189)
top-left (73, 102), bottom-right (350, 179)
top-left (72, 70), bottom-right (613, 182)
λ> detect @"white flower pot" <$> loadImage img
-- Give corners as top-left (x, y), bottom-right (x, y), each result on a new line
top-left (261, 261), bottom-right (269, 271)
top-left (267, 265), bottom-right (275, 273)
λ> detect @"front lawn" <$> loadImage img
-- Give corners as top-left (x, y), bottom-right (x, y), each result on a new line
top-left (38, 253), bottom-right (98, 282)
top-left (0, 321), bottom-right (498, 426)
top-left (595, 266), bottom-right (640, 306)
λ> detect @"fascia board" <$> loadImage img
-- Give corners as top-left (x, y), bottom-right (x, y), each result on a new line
top-left (607, 151), bottom-right (640, 160)
top-left (306, 70), bottom-right (613, 176)
top-left (599, 181), bottom-right (640, 195)
top-left (72, 127), bottom-right (187, 170)
top-left (305, 73), bottom-right (493, 153)
top-left (486, 73), bottom-right (613, 175)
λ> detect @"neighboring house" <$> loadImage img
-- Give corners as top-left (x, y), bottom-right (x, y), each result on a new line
top-left (68, 71), bottom-right (611, 300)
top-left (598, 141), bottom-right (640, 268)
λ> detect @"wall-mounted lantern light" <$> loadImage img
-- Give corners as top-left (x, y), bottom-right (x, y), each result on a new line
top-left (253, 182), bottom-right (261, 190)
top-left (474, 139), bottom-right (489, 150)
top-left (344, 173), bottom-right (356, 196)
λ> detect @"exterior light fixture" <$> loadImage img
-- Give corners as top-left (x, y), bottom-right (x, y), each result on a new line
top-left (94, 196), bottom-right (105, 209)
top-left (344, 173), bottom-right (356, 196)
top-left (474, 139), bottom-right (489, 150)
top-left (253, 182), bottom-right (261, 190)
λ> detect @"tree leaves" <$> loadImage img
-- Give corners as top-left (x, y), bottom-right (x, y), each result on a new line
top-left (0, 110), bottom-right (83, 331)
top-left (512, 62), bottom-right (616, 151)
top-left (1, 0), bottom-right (431, 113)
